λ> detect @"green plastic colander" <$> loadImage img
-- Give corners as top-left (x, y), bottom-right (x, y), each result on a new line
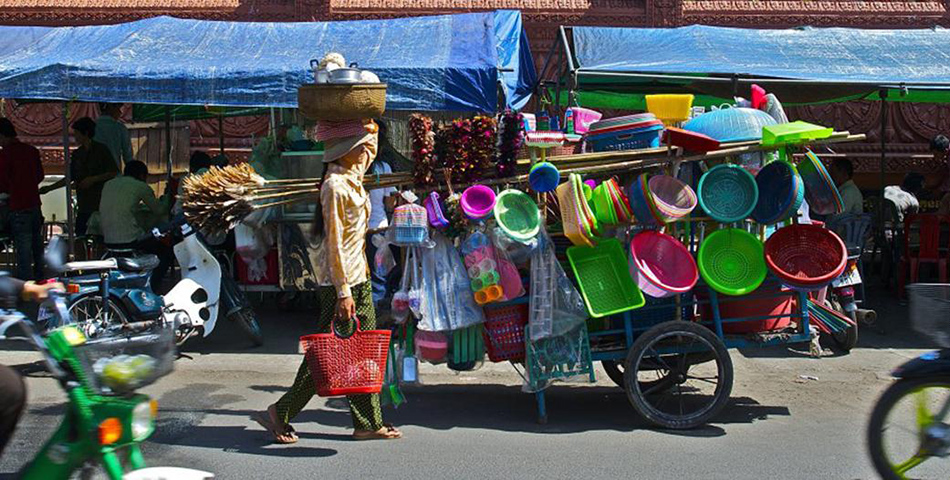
top-left (494, 189), bottom-right (541, 241)
top-left (697, 228), bottom-right (767, 296)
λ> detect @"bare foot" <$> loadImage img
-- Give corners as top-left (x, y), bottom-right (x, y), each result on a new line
top-left (353, 424), bottom-right (403, 441)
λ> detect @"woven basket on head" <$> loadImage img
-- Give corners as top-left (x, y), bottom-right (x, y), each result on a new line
top-left (298, 83), bottom-right (387, 120)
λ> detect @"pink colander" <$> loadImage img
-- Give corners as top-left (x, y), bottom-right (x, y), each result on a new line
top-left (629, 231), bottom-right (698, 298)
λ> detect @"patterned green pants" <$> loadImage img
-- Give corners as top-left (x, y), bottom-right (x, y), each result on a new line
top-left (275, 282), bottom-right (384, 431)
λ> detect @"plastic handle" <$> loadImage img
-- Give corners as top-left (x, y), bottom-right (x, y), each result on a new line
top-left (332, 316), bottom-right (362, 339)
top-left (349, 62), bottom-right (359, 68)
top-left (310, 59), bottom-right (319, 69)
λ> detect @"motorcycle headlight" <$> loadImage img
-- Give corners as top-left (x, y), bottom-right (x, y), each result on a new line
top-left (131, 400), bottom-right (157, 440)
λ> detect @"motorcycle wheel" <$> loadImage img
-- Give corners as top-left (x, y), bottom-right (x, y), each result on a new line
top-left (868, 376), bottom-right (950, 480)
top-left (229, 308), bottom-right (263, 347)
top-left (68, 295), bottom-right (129, 339)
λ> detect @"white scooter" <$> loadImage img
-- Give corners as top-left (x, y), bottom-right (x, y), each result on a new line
top-left (47, 217), bottom-right (263, 347)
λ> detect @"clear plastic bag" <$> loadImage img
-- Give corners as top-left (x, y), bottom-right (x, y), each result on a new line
top-left (390, 247), bottom-right (417, 324)
top-left (528, 230), bottom-right (588, 341)
top-left (488, 227), bottom-right (525, 301)
top-left (416, 232), bottom-right (486, 332)
top-left (372, 233), bottom-right (396, 278)
top-left (523, 322), bottom-right (595, 393)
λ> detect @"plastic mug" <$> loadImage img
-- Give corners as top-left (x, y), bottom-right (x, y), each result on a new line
top-left (468, 264), bottom-right (483, 279)
top-left (474, 285), bottom-right (504, 305)
top-left (478, 258), bottom-right (497, 273)
top-left (480, 270), bottom-right (500, 286)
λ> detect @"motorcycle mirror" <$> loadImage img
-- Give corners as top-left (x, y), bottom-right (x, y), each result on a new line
top-left (44, 236), bottom-right (67, 275)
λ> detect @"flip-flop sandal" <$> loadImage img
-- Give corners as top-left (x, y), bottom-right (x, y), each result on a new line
top-left (353, 424), bottom-right (403, 441)
top-left (250, 411), bottom-right (298, 444)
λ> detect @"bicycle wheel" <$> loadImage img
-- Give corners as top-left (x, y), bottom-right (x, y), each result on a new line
top-left (68, 295), bottom-right (129, 339)
top-left (868, 376), bottom-right (950, 480)
top-left (624, 321), bottom-right (733, 429)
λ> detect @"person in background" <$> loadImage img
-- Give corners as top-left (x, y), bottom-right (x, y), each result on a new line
top-left (95, 103), bottom-right (133, 170)
top-left (0, 272), bottom-right (63, 458)
top-left (172, 151), bottom-right (212, 216)
top-left (828, 158), bottom-right (863, 222)
top-left (885, 173), bottom-right (925, 223)
top-left (99, 161), bottom-right (173, 287)
top-left (0, 119), bottom-right (44, 280)
top-left (41, 117), bottom-right (119, 235)
top-left (211, 154), bottom-right (229, 169)
top-left (366, 120), bottom-right (400, 306)
top-left (931, 135), bottom-right (950, 215)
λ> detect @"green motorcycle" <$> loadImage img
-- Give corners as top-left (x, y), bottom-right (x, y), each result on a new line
top-left (1, 291), bottom-right (211, 480)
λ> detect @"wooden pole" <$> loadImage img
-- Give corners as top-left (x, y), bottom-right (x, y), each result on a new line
top-left (62, 102), bottom-right (74, 257)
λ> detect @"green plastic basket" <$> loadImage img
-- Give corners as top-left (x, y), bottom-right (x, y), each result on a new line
top-left (494, 189), bottom-right (541, 241)
top-left (697, 164), bottom-right (759, 223)
top-left (697, 228), bottom-right (767, 296)
top-left (761, 121), bottom-right (833, 147)
top-left (567, 238), bottom-right (645, 318)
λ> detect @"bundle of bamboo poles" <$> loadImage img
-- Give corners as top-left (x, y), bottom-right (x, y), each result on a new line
top-left (181, 132), bottom-right (865, 234)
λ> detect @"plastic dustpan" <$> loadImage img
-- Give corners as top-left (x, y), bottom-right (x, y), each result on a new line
top-left (567, 238), bottom-right (645, 318)
top-left (663, 127), bottom-right (721, 153)
top-left (761, 121), bottom-right (833, 147)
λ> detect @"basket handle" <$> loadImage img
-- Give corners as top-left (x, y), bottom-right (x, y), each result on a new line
top-left (310, 59), bottom-right (319, 70)
top-left (332, 315), bottom-right (362, 339)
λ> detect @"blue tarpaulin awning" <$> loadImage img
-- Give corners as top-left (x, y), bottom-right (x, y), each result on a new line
top-left (0, 11), bottom-right (535, 112)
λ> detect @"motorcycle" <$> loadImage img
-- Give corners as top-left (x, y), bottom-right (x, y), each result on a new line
top-left (867, 283), bottom-right (950, 479)
top-left (41, 217), bottom-right (263, 347)
top-left (0, 238), bottom-right (213, 479)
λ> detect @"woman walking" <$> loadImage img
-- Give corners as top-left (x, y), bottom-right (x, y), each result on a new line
top-left (254, 120), bottom-right (402, 443)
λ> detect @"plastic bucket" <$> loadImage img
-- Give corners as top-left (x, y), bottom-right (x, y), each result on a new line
top-left (460, 185), bottom-right (497, 220)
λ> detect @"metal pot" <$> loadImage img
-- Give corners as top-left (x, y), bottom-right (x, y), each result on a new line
top-left (309, 59), bottom-right (329, 84)
top-left (328, 63), bottom-right (362, 84)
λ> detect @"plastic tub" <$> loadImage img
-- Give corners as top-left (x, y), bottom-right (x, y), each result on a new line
top-left (698, 164), bottom-right (758, 223)
top-left (460, 185), bottom-right (497, 220)
top-left (588, 113), bottom-right (656, 132)
top-left (683, 108), bottom-right (777, 143)
top-left (797, 150), bottom-right (843, 216)
top-left (588, 124), bottom-right (664, 152)
top-left (646, 94), bottom-right (695, 125)
top-left (494, 189), bottom-right (541, 241)
top-left (764, 224), bottom-right (847, 290)
top-left (568, 107), bottom-right (603, 134)
top-left (698, 228), bottom-right (767, 296)
top-left (528, 162), bottom-right (560, 193)
top-left (752, 161), bottom-right (804, 225)
top-left (697, 283), bottom-right (794, 333)
top-left (567, 238), bottom-right (645, 318)
top-left (415, 330), bottom-right (449, 363)
top-left (630, 231), bottom-right (698, 298)
top-left (648, 175), bottom-right (698, 222)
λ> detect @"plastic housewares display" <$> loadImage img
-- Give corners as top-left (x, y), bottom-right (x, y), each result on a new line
top-left (662, 127), bottom-right (721, 153)
top-left (482, 303), bottom-right (530, 362)
top-left (528, 162), bottom-right (560, 193)
top-left (698, 283), bottom-right (794, 334)
top-left (682, 107), bottom-right (777, 143)
top-left (301, 317), bottom-right (391, 397)
top-left (697, 164), bottom-right (759, 223)
top-left (415, 330), bottom-right (449, 363)
top-left (647, 175), bottom-right (698, 223)
top-left (798, 150), bottom-right (844, 216)
top-left (557, 178), bottom-right (594, 247)
top-left (764, 224), bottom-right (847, 290)
top-left (645, 94), bottom-right (695, 126)
top-left (587, 118), bottom-right (664, 152)
top-left (567, 238), bottom-right (645, 318)
top-left (494, 189), bottom-right (541, 241)
top-left (451, 325), bottom-right (484, 371)
top-left (629, 231), bottom-right (699, 298)
top-left (461, 231), bottom-right (504, 305)
top-left (627, 175), bottom-right (657, 226)
top-left (592, 181), bottom-right (619, 225)
top-left (460, 185), bottom-right (497, 220)
top-left (697, 228), bottom-right (768, 296)
top-left (566, 107), bottom-right (603, 135)
top-left (752, 160), bottom-right (804, 225)
top-left (761, 121), bottom-right (833, 147)
top-left (392, 203), bottom-right (429, 245)
top-left (424, 192), bottom-right (449, 229)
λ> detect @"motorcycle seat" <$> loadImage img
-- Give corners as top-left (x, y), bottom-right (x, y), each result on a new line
top-left (63, 258), bottom-right (118, 273)
top-left (115, 255), bottom-right (160, 272)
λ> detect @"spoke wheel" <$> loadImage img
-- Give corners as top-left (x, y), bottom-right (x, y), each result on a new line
top-left (624, 321), bottom-right (733, 430)
top-left (67, 296), bottom-right (129, 339)
top-left (602, 359), bottom-right (672, 393)
top-left (868, 377), bottom-right (950, 480)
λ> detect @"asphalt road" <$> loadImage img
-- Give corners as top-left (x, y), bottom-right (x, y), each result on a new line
top-left (0, 297), bottom-right (944, 480)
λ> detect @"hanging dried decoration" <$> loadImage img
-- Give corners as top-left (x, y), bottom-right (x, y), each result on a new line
top-left (410, 114), bottom-right (436, 186)
top-left (445, 116), bottom-right (496, 184)
top-left (496, 111), bottom-right (524, 178)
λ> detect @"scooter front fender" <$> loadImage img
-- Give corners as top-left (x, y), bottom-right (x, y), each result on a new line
top-left (892, 349), bottom-right (950, 379)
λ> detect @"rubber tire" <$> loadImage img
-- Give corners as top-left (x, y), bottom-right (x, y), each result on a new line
top-left (867, 376), bottom-right (950, 480)
top-left (624, 321), bottom-right (734, 430)
top-left (832, 311), bottom-right (859, 352)
top-left (67, 295), bottom-right (130, 338)
top-left (602, 360), bottom-right (626, 387)
top-left (229, 308), bottom-right (264, 347)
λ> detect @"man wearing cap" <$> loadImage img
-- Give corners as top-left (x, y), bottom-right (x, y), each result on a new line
top-left (255, 119), bottom-right (402, 443)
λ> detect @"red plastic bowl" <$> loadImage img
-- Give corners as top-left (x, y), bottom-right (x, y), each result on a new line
top-left (764, 224), bottom-right (847, 289)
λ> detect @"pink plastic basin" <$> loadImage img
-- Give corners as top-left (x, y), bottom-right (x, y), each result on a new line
top-left (629, 231), bottom-right (698, 298)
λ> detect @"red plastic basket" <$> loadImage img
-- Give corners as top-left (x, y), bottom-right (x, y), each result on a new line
top-left (482, 304), bottom-right (529, 362)
top-left (300, 317), bottom-right (391, 397)
top-left (764, 224), bottom-right (847, 289)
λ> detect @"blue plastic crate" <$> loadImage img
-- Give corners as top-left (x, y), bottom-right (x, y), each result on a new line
top-left (588, 125), bottom-right (663, 152)
top-left (394, 225), bottom-right (428, 245)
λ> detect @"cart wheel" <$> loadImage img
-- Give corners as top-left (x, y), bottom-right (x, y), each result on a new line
top-left (602, 360), bottom-right (673, 393)
top-left (832, 314), bottom-right (859, 353)
top-left (624, 321), bottom-right (733, 430)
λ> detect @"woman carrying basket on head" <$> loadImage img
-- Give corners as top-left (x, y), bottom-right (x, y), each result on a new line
top-left (253, 119), bottom-right (402, 443)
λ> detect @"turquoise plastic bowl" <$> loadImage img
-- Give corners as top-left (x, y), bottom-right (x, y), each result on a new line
top-left (697, 164), bottom-right (758, 223)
